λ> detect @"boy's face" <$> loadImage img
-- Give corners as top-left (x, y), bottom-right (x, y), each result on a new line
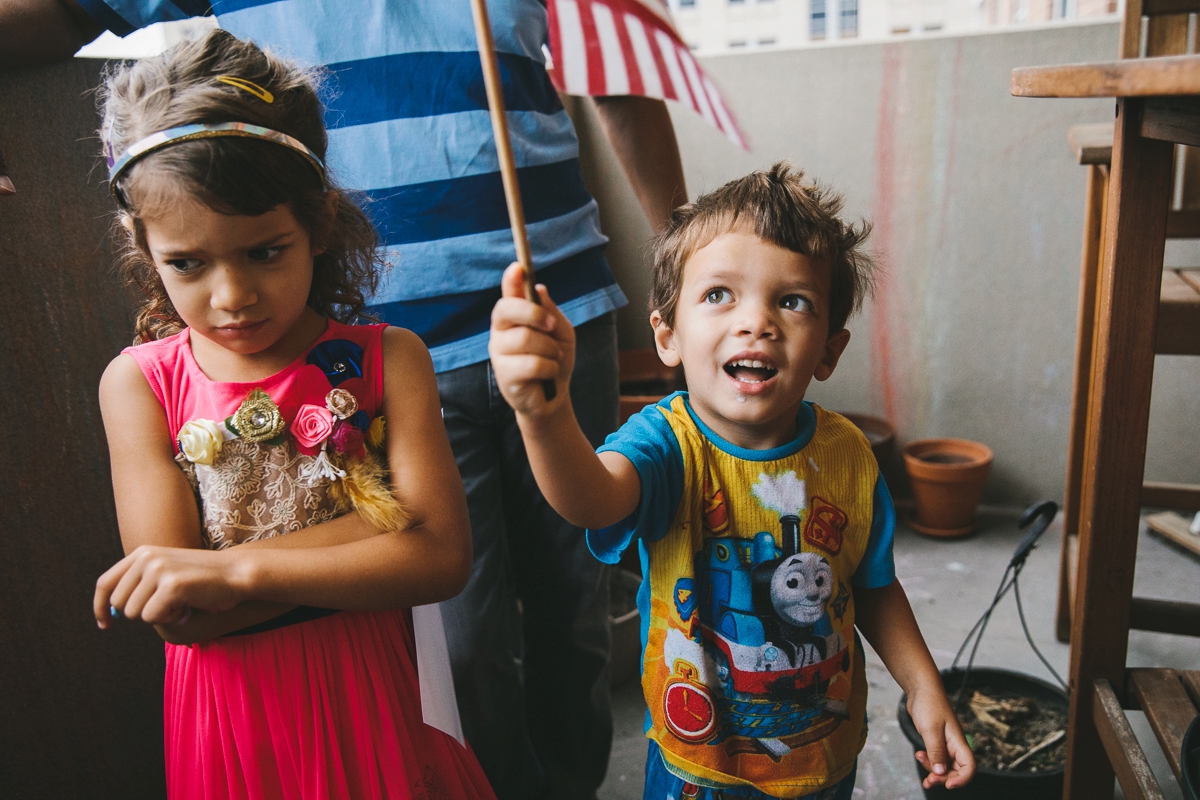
top-left (652, 230), bottom-right (850, 450)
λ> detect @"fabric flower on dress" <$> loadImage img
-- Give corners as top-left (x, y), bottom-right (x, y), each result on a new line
top-left (367, 415), bottom-right (386, 451)
top-left (331, 421), bottom-right (364, 455)
top-left (325, 388), bottom-right (359, 420)
top-left (178, 419), bottom-right (225, 465)
top-left (307, 339), bottom-right (364, 387)
top-left (292, 404), bottom-right (335, 450)
top-left (231, 389), bottom-right (286, 443)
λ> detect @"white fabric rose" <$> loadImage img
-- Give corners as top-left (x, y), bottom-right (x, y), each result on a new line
top-left (178, 419), bottom-right (226, 466)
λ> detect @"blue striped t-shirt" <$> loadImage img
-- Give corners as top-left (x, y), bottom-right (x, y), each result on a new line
top-left (80, 0), bottom-right (625, 372)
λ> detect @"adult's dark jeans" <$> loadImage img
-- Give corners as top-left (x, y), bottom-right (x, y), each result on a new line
top-left (437, 313), bottom-right (620, 800)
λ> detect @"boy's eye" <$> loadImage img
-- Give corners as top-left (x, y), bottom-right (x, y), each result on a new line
top-left (248, 246), bottom-right (285, 262)
top-left (165, 258), bottom-right (203, 275)
top-left (704, 288), bottom-right (732, 305)
top-left (781, 294), bottom-right (813, 312)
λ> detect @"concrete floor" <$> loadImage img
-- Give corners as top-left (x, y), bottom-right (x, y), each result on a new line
top-left (598, 509), bottom-right (1200, 800)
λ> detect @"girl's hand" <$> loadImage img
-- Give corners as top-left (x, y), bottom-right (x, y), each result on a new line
top-left (94, 545), bottom-right (246, 628)
top-left (489, 263), bottom-right (575, 417)
top-left (907, 686), bottom-right (976, 789)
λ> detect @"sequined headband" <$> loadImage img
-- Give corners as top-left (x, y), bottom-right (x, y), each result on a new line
top-left (105, 122), bottom-right (326, 206)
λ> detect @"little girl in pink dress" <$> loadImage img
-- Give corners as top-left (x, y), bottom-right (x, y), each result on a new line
top-left (92, 30), bottom-right (495, 800)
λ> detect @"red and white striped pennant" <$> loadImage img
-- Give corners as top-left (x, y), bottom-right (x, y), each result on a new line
top-left (547, 0), bottom-right (749, 150)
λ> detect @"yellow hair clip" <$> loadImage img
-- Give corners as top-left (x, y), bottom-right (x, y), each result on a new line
top-left (216, 76), bottom-right (275, 104)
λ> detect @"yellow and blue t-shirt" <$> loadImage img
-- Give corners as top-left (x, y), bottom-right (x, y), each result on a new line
top-left (590, 393), bottom-right (896, 799)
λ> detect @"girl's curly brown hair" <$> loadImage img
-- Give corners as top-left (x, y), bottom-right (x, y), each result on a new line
top-left (99, 29), bottom-right (385, 343)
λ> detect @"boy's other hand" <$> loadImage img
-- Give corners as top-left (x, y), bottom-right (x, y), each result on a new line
top-left (489, 262), bottom-right (575, 417)
top-left (908, 687), bottom-right (976, 790)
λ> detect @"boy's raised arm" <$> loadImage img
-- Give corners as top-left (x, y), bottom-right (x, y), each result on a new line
top-left (490, 264), bottom-right (641, 529)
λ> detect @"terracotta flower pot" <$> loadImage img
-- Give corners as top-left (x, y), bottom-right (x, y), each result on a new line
top-left (903, 438), bottom-right (993, 537)
top-left (840, 412), bottom-right (896, 466)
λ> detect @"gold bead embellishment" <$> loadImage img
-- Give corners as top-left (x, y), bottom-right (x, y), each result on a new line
top-left (233, 388), bottom-right (286, 443)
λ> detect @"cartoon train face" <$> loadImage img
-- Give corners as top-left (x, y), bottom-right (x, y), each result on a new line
top-left (665, 515), bottom-right (851, 747)
top-left (693, 523), bottom-right (847, 687)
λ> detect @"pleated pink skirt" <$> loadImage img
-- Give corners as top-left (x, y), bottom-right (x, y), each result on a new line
top-left (164, 609), bottom-right (495, 800)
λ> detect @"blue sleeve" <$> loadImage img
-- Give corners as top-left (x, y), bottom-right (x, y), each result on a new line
top-left (852, 473), bottom-right (896, 588)
top-left (585, 400), bottom-right (685, 564)
top-left (76, 0), bottom-right (213, 37)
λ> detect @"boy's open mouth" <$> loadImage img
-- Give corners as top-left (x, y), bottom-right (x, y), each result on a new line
top-left (723, 357), bottom-right (778, 384)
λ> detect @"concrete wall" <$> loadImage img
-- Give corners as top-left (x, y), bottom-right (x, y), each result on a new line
top-left (573, 20), bottom-right (1200, 506)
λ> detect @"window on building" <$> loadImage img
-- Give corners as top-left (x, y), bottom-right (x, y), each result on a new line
top-left (891, 25), bottom-right (911, 33)
top-left (678, 0), bottom-right (696, 6)
top-left (923, 22), bottom-right (943, 31)
top-left (759, 37), bottom-right (777, 45)
top-left (729, 39), bottom-right (748, 47)
top-left (839, 0), bottom-right (858, 36)
top-left (729, 0), bottom-right (745, 4)
top-left (811, 0), bottom-right (826, 39)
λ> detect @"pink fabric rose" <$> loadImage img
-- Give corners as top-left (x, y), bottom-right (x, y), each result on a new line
top-left (331, 421), bottom-right (365, 456)
top-left (292, 403), bottom-right (335, 453)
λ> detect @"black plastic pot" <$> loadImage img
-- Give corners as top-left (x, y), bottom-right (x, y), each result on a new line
top-left (898, 667), bottom-right (1068, 800)
top-left (1183, 714), bottom-right (1200, 800)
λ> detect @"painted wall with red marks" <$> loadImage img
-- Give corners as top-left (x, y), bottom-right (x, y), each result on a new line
top-left (584, 20), bottom-right (1200, 505)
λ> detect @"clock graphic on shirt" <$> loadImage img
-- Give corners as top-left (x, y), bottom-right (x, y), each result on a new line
top-left (663, 677), bottom-right (716, 743)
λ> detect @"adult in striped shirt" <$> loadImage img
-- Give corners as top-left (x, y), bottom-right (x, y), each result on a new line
top-left (2, 2), bottom-right (688, 798)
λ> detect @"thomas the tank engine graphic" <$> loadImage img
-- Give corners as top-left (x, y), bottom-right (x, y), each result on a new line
top-left (663, 486), bottom-right (852, 760)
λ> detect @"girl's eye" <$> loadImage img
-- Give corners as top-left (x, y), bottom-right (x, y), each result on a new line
top-left (781, 294), bottom-right (813, 312)
top-left (704, 288), bottom-right (732, 305)
top-left (165, 259), bottom-right (203, 275)
top-left (248, 246), bottom-right (285, 262)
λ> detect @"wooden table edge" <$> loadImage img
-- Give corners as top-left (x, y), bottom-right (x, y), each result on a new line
top-left (1012, 55), bottom-right (1200, 98)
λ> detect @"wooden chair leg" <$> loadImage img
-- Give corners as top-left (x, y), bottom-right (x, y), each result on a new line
top-left (1063, 99), bottom-right (1174, 800)
top-left (1058, 163), bottom-right (1108, 643)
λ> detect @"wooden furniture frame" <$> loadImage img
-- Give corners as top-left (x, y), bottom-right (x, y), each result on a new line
top-left (618, 348), bottom-right (683, 424)
top-left (1013, 45), bottom-right (1200, 800)
top-left (1055, 0), bottom-right (1200, 645)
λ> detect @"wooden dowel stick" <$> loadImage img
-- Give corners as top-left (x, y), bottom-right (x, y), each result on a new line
top-left (469, 0), bottom-right (556, 400)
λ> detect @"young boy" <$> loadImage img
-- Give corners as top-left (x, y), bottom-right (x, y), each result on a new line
top-left (489, 163), bottom-right (975, 799)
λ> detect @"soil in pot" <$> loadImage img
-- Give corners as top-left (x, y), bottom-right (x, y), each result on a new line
top-left (899, 668), bottom-right (1067, 800)
top-left (950, 687), bottom-right (1066, 772)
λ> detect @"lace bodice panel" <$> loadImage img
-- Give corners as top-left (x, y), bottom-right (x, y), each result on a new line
top-left (177, 438), bottom-right (342, 549)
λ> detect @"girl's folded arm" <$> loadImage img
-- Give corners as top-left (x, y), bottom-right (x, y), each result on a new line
top-left (228, 327), bottom-right (473, 611)
top-left (96, 347), bottom-right (456, 644)
top-left (98, 330), bottom-right (471, 631)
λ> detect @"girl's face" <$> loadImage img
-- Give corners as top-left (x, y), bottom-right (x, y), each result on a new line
top-left (139, 192), bottom-right (323, 370)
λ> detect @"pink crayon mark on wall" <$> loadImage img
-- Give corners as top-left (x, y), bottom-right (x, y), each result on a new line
top-left (871, 44), bottom-right (901, 426)
top-left (935, 41), bottom-right (964, 255)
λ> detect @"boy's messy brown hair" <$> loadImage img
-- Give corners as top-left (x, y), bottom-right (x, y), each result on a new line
top-left (649, 162), bottom-right (874, 335)
top-left (99, 29), bottom-right (385, 343)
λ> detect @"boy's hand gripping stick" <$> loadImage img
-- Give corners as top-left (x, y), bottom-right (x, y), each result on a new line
top-left (469, 0), bottom-right (557, 401)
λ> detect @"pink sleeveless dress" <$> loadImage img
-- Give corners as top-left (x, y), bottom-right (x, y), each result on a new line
top-left (125, 319), bottom-right (495, 800)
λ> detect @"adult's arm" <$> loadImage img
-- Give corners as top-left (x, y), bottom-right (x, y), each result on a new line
top-left (591, 95), bottom-right (687, 233)
top-left (0, 0), bottom-right (104, 68)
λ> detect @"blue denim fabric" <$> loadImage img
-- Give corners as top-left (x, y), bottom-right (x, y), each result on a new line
top-left (644, 740), bottom-right (857, 800)
top-left (437, 313), bottom-right (619, 800)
